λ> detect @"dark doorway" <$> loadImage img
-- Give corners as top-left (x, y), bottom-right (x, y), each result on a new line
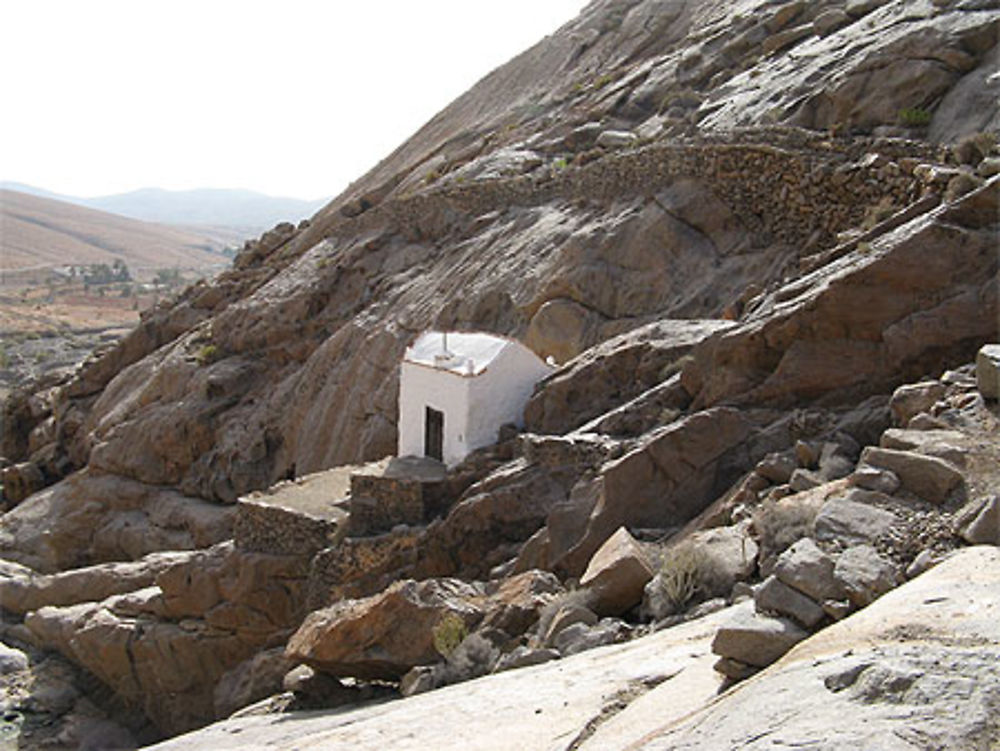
top-left (424, 406), bottom-right (444, 461)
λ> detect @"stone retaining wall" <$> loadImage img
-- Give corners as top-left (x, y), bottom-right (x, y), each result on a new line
top-left (323, 129), bottom-right (941, 258)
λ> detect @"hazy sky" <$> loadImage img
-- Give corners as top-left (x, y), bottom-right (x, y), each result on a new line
top-left (1, 1), bottom-right (588, 200)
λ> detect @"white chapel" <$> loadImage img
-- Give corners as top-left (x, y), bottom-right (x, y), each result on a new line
top-left (397, 331), bottom-right (554, 466)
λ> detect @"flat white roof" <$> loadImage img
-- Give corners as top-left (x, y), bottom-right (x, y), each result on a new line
top-left (404, 331), bottom-right (510, 376)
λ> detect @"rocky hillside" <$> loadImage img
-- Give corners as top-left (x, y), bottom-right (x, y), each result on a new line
top-left (1, 0), bottom-right (998, 748)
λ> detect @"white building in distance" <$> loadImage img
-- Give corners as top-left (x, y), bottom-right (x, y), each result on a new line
top-left (398, 331), bottom-right (554, 466)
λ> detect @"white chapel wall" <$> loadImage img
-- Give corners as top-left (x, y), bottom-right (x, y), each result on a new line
top-left (398, 360), bottom-right (471, 465)
top-left (465, 343), bottom-right (552, 453)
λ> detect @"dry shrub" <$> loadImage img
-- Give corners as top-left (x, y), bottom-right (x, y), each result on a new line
top-left (653, 540), bottom-right (733, 613)
top-left (533, 588), bottom-right (593, 639)
top-left (434, 633), bottom-right (499, 687)
top-left (657, 542), bottom-right (703, 610)
top-left (752, 497), bottom-right (817, 559)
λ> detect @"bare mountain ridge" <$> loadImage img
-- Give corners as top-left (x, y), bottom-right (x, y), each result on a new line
top-left (1, 182), bottom-right (328, 236)
top-left (0, 189), bottom-right (229, 277)
top-left (0, 0), bottom-right (998, 747)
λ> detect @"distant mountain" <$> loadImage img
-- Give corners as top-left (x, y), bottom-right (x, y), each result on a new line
top-left (0, 189), bottom-right (231, 277)
top-left (0, 183), bottom-right (328, 235)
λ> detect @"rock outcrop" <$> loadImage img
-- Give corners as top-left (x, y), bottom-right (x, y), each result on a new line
top-left (140, 546), bottom-right (1000, 751)
top-left (2, 0), bottom-right (998, 747)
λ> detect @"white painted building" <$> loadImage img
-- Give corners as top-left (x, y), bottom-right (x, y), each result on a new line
top-left (398, 331), bottom-right (554, 466)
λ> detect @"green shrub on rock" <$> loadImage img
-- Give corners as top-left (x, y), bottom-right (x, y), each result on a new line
top-left (432, 614), bottom-right (469, 658)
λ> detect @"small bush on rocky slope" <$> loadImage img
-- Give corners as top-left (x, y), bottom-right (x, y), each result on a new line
top-left (434, 634), bottom-right (500, 687)
top-left (898, 107), bottom-right (932, 127)
top-left (432, 613), bottom-right (469, 658)
top-left (650, 540), bottom-right (732, 613)
top-left (534, 588), bottom-right (593, 639)
top-left (752, 497), bottom-right (817, 562)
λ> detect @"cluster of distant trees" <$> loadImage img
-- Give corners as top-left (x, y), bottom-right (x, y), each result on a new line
top-left (79, 259), bottom-right (132, 286)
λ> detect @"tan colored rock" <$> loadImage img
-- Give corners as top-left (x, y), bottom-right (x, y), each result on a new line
top-left (977, 344), bottom-right (1000, 399)
top-left (524, 298), bottom-right (600, 364)
top-left (558, 408), bottom-right (752, 576)
top-left (833, 544), bottom-right (900, 607)
top-left (773, 538), bottom-right (845, 602)
top-left (285, 579), bottom-right (484, 680)
top-left (0, 550), bottom-right (191, 615)
top-left (214, 648), bottom-right (294, 719)
top-left (540, 602), bottom-right (598, 647)
top-left (683, 179), bottom-right (998, 412)
top-left (415, 461), bottom-right (577, 581)
top-left (142, 604), bottom-right (736, 751)
top-left (524, 319), bottom-right (732, 435)
top-left (630, 551), bottom-right (1000, 749)
top-left (25, 600), bottom-right (257, 735)
top-left (480, 569), bottom-right (561, 635)
top-left (812, 495), bottom-right (897, 544)
top-left (860, 446), bottom-right (964, 503)
top-left (579, 527), bottom-right (654, 617)
top-left (711, 602), bottom-right (808, 668)
top-left (879, 427), bottom-right (968, 466)
top-left (957, 495), bottom-right (999, 545)
top-left (17, 541), bottom-right (311, 735)
top-left (0, 469), bottom-right (234, 573)
top-left (847, 465), bottom-right (900, 494)
top-left (666, 523), bottom-right (759, 603)
top-left (754, 575), bottom-right (825, 628)
top-left (755, 452), bottom-right (797, 484)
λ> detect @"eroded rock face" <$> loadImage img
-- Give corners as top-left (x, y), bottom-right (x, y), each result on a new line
top-left (3, 1), bottom-right (999, 745)
top-left (554, 408), bottom-right (755, 575)
top-left (682, 178), bottom-right (999, 410)
top-left (524, 319), bottom-right (731, 435)
top-left (0, 470), bottom-right (233, 573)
top-left (21, 542), bottom-right (311, 735)
top-left (638, 547), bottom-right (1000, 751)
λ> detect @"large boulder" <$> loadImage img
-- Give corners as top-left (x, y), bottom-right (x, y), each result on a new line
top-left (859, 447), bottom-right (964, 503)
top-left (579, 527), bottom-right (654, 617)
top-left (285, 579), bottom-right (485, 680)
top-left (711, 602), bottom-right (809, 668)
